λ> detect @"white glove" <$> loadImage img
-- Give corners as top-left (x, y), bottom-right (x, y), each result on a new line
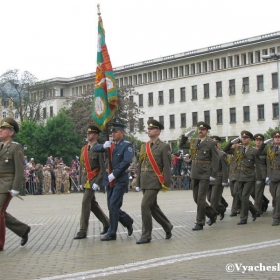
top-left (79, 185), bottom-right (83, 190)
top-left (222, 183), bottom-right (228, 187)
top-left (108, 173), bottom-right (115, 182)
top-left (185, 130), bottom-right (195, 137)
top-left (228, 179), bottom-right (230, 183)
top-left (265, 177), bottom-right (270, 184)
top-left (92, 183), bottom-right (99, 191)
top-left (256, 181), bottom-right (262, 185)
top-left (209, 176), bottom-right (216, 181)
top-left (136, 186), bottom-right (140, 192)
top-left (10, 189), bottom-right (19, 197)
top-left (103, 141), bottom-right (112, 149)
top-left (264, 138), bottom-right (273, 144)
top-left (231, 137), bottom-right (240, 144)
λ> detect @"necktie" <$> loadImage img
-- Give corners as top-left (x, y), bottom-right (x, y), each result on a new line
top-left (242, 147), bottom-right (246, 154)
top-left (0, 144), bottom-right (3, 150)
top-left (197, 140), bottom-right (201, 148)
top-left (150, 142), bottom-right (153, 148)
top-left (276, 146), bottom-right (279, 152)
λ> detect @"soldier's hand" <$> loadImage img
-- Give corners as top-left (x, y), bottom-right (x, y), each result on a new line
top-left (136, 186), bottom-right (140, 192)
top-left (265, 177), bottom-right (270, 184)
top-left (79, 185), bottom-right (83, 190)
top-left (209, 176), bottom-right (216, 181)
top-left (185, 130), bottom-right (196, 137)
top-left (92, 183), bottom-right (99, 191)
top-left (10, 189), bottom-right (19, 197)
top-left (264, 138), bottom-right (273, 145)
top-left (231, 137), bottom-right (240, 144)
top-left (222, 182), bottom-right (228, 187)
top-left (108, 173), bottom-right (115, 182)
top-left (103, 141), bottom-right (112, 149)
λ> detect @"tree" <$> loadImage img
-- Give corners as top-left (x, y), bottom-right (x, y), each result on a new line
top-left (0, 69), bottom-right (54, 123)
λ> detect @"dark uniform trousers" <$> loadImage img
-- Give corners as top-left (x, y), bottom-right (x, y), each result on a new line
top-left (270, 181), bottom-right (280, 221)
top-left (207, 184), bottom-right (226, 215)
top-left (107, 181), bottom-right (133, 237)
top-left (252, 179), bottom-right (266, 214)
top-left (80, 189), bottom-right (109, 234)
top-left (229, 180), bottom-right (240, 214)
top-left (141, 189), bottom-right (172, 240)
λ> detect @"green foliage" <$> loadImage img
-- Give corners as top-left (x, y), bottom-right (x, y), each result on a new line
top-left (263, 126), bottom-right (280, 140)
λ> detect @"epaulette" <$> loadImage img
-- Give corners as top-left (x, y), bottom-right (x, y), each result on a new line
top-left (11, 141), bottom-right (20, 145)
top-left (123, 140), bottom-right (131, 144)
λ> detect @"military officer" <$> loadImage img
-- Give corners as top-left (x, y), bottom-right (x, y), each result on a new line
top-left (92, 122), bottom-right (134, 241)
top-left (74, 125), bottom-right (109, 239)
top-left (207, 136), bottom-right (229, 221)
top-left (266, 131), bottom-right (280, 226)
top-left (180, 121), bottom-right (220, 230)
top-left (136, 119), bottom-right (173, 244)
top-left (44, 166), bottom-right (52, 194)
top-left (0, 118), bottom-right (30, 251)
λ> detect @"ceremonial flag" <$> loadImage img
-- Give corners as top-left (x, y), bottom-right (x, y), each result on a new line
top-left (92, 12), bottom-right (118, 130)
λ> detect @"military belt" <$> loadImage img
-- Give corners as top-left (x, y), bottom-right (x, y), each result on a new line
top-left (0, 173), bottom-right (14, 177)
top-left (271, 166), bottom-right (280, 170)
top-left (141, 168), bottom-right (156, 172)
top-left (192, 160), bottom-right (211, 164)
top-left (237, 167), bottom-right (254, 171)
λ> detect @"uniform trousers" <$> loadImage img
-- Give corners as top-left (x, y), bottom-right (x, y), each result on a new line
top-left (207, 184), bottom-right (226, 215)
top-left (106, 181), bottom-right (133, 237)
top-left (192, 179), bottom-right (216, 225)
top-left (79, 188), bottom-right (109, 234)
top-left (56, 178), bottom-right (62, 194)
top-left (230, 180), bottom-right (240, 214)
top-left (0, 193), bottom-right (29, 249)
top-left (141, 189), bottom-right (173, 240)
top-left (270, 181), bottom-right (280, 221)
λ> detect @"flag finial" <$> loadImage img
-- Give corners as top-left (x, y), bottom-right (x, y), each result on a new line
top-left (97, 4), bottom-right (101, 16)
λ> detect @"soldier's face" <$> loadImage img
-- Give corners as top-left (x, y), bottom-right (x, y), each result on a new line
top-left (242, 137), bottom-right (251, 146)
top-left (198, 128), bottom-right (208, 138)
top-left (273, 136), bottom-right (280, 145)
top-left (0, 127), bottom-right (14, 141)
top-left (87, 132), bottom-right (98, 141)
top-left (112, 130), bottom-right (124, 142)
top-left (147, 127), bottom-right (160, 138)
top-left (254, 139), bottom-right (263, 148)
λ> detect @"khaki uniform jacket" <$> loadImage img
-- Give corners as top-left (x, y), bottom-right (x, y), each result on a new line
top-left (267, 145), bottom-right (280, 182)
top-left (0, 140), bottom-right (25, 193)
top-left (180, 137), bottom-right (220, 180)
top-left (79, 143), bottom-right (105, 187)
top-left (137, 139), bottom-right (171, 189)
top-left (210, 149), bottom-right (229, 185)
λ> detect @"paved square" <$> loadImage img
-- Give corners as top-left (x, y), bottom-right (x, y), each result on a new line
top-left (1, 187), bottom-right (279, 279)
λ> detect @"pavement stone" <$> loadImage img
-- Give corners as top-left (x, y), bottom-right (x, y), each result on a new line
top-left (1, 187), bottom-right (279, 280)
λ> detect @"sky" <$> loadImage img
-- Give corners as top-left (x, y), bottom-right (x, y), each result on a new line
top-left (1, 0), bottom-right (280, 81)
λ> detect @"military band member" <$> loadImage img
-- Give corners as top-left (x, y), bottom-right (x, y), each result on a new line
top-left (74, 125), bottom-right (109, 239)
top-left (266, 131), bottom-right (280, 226)
top-left (92, 122), bottom-right (134, 241)
top-left (207, 136), bottom-right (229, 221)
top-left (136, 119), bottom-right (173, 244)
top-left (180, 121), bottom-right (220, 231)
top-left (0, 118), bottom-right (30, 251)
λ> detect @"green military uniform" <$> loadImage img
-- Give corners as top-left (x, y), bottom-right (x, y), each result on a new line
top-left (180, 122), bottom-right (220, 228)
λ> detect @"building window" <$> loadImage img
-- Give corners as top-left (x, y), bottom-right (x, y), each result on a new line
top-left (243, 106), bottom-right (250, 122)
top-left (209, 60), bottom-right (214, 71)
top-left (217, 109), bottom-right (223, 124)
top-left (2, 112), bottom-right (6, 119)
top-left (139, 94), bottom-right (143, 107)
top-left (242, 77), bottom-right (249, 93)
top-left (192, 85), bottom-right (197, 100)
top-left (241, 53), bottom-right (247, 65)
top-left (159, 116), bottom-right (164, 129)
top-left (197, 62), bottom-right (201, 73)
top-left (133, 75), bottom-right (137, 85)
top-left (124, 77), bottom-right (128, 86)
top-left (258, 104), bottom-right (265, 120)
top-left (158, 91), bottom-right (164, 105)
top-left (43, 107), bottom-right (47, 119)
top-left (153, 71), bottom-right (157, 82)
top-left (203, 61), bottom-right (208, 72)
top-left (174, 67), bottom-right (178, 77)
top-left (228, 56), bottom-right (233, 68)
top-left (60, 89), bottom-right (64, 97)
top-left (248, 52), bottom-right (254, 64)
top-left (181, 113), bottom-right (186, 128)
top-left (255, 51), bottom-right (261, 63)
top-left (180, 87), bottom-right (186, 102)
top-left (2, 98), bottom-right (9, 108)
top-left (222, 57), bottom-right (227, 69)
top-left (257, 75), bottom-right (264, 91)
top-left (215, 59), bottom-right (220, 70)
top-left (230, 108), bottom-right (236, 123)
top-left (129, 76), bottom-right (132, 85)
top-left (204, 83), bottom-right (210, 98)
top-left (229, 79), bottom-right (235, 95)
top-left (75, 87), bottom-right (78, 96)
top-left (185, 65), bottom-right (189, 75)
top-left (170, 115), bottom-right (175, 129)
top-left (14, 111), bottom-right (19, 119)
top-left (204, 110), bottom-right (210, 125)
top-left (168, 68), bottom-right (173, 79)
top-left (272, 103), bottom-right (279, 119)
top-left (129, 120), bottom-right (134, 132)
top-left (163, 69), bottom-right (167, 79)
top-left (158, 70), bottom-right (162, 81)
top-left (216, 81), bottom-right (222, 97)
top-left (169, 89), bottom-right (175, 103)
top-left (272, 73), bottom-right (278, 89)
top-left (148, 92), bottom-right (153, 106)
top-left (50, 106), bottom-right (53, 117)
top-left (179, 66), bottom-right (184, 76)
top-left (191, 64), bottom-right (195, 74)
top-left (148, 73), bottom-right (152, 82)
top-left (138, 74), bottom-right (142, 84)
top-left (192, 112), bottom-right (198, 127)
top-left (143, 73), bottom-right (147, 83)
top-left (139, 118), bottom-right (144, 131)
top-left (234, 55), bottom-right (240, 66)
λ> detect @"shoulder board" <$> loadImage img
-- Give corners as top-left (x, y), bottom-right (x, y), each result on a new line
top-left (11, 141), bottom-right (20, 145)
top-left (123, 140), bottom-right (131, 144)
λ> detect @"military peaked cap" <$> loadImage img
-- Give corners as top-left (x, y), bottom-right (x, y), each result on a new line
top-left (0, 118), bottom-right (19, 133)
top-left (271, 131), bottom-right (280, 138)
top-left (197, 121), bottom-right (211, 130)
top-left (87, 124), bottom-right (101, 134)
top-left (241, 130), bottom-right (253, 139)
top-left (211, 135), bottom-right (222, 142)
top-left (110, 122), bottom-right (126, 132)
top-left (253, 133), bottom-right (264, 141)
top-left (147, 119), bottom-right (164, 130)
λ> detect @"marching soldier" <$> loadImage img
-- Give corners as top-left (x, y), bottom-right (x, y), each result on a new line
top-left (136, 119), bottom-right (173, 244)
top-left (74, 125), bottom-right (109, 239)
top-left (0, 118), bottom-right (30, 251)
top-left (180, 121), bottom-right (219, 230)
top-left (224, 131), bottom-right (261, 225)
top-left (266, 131), bottom-right (280, 226)
top-left (207, 136), bottom-right (229, 221)
top-left (44, 166), bottom-right (52, 194)
top-left (55, 164), bottom-right (63, 194)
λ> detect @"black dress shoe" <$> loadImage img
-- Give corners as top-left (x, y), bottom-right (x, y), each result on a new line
top-left (220, 212), bottom-right (225, 220)
top-left (192, 224), bottom-right (203, 231)
top-left (100, 227), bottom-right (109, 235)
top-left (136, 238), bottom-right (151, 244)
top-left (73, 232), bottom-right (87, 239)
top-left (208, 215), bottom-right (217, 226)
top-left (237, 210), bottom-right (240, 214)
top-left (230, 212), bottom-right (237, 217)
top-left (237, 220), bottom-right (247, 225)
top-left (165, 225), bottom-right (173, 239)
top-left (263, 202), bottom-right (269, 212)
top-left (256, 213), bottom-right (261, 217)
top-left (101, 234), bottom-right (116, 241)
top-left (127, 221), bottom-right (133, 236)
top-left (252, 214), bottom-right (257, 221)
top-left (272, 220), bottom-right (280, 226)
top-left (21, 226), bottom-right (31, 246)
